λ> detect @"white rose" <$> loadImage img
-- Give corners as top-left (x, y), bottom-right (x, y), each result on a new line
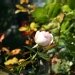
top-left (34, 31), bottom-right (53, 46)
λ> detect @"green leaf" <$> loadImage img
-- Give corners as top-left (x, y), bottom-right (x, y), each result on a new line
top-left (67, 0), bottom-right (75, 9)
top-left (32, 7), bottom-right (48, 24)
top-left (38, 52), bottom-right (49, 61)
top-left (24, 46), bottom-right (35, 53)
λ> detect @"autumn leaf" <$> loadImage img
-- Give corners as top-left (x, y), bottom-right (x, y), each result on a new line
top-left (4, 57), bottom-right (18, 65)
top-left (19, 26), bottom-right (29, 31)
top-left (1, 47), bottom-right (10, 54)
top-left (15, 4), bottom-right (29, 14)
top-left (20, 0), bottom-right (29, 4)
top-left (0, 34), bottom-right (5, 42)
top-left (11, 49), bottom-right (21, 55)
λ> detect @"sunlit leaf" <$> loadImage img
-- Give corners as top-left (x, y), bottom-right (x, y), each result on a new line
top-left (20, 0), bottom-right (29, 4)
top-left (16, 5), bottom-right (25, 10)
top-left (4, 57), bottom-right (18, 65)
top-left (11, 49), bottom-right (21, 55)
top-left (19, 26), bottom-right (29, 31)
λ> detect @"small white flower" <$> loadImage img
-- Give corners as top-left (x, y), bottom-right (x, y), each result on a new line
top-left (34, 31), bottom-right (53, 46)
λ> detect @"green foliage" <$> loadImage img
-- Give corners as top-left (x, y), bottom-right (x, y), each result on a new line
top-left (52, 59), bottom-right (72, 74)
top-left (61, 5), bottom-right (72, 13)
top-left (32, 3), bottom-right (61, 24)
top-left (1, 0), bottom-right (75, 75)
top-left (32, 7), bottom-right (48, 24)
top-left (38, 52), bottom-right (49, 61)
top-left (67, 0), bottom-right (75, 9)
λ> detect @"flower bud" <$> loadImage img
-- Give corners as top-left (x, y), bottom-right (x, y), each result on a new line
top-left (34, 31), bottom-right (53, 46)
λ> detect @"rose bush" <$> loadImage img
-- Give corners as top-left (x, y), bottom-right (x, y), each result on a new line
top-left (1, 1), bottom-right (75, 75)
top-left (34, 31), bottom-right (53, 46)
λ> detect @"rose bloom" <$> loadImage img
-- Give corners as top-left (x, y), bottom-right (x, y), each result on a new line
top-left (34, 31), bottom-right (53, 46)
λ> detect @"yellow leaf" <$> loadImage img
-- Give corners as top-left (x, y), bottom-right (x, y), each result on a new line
top-left (56, 13), bottom-right (64, 23)
top-left (19, 26), bottom-right (29, 31)
top-left (21, 9), bottom-right (28, 12)
top-left (4, 57), bottom-right (18, 65)
top-left (15, 10), bottom-right (21, 14)
top-left (11, 49), bottom-right (21, 55)
top-left (20, 0), bottom-right (29, 4)
top-left (18, 59), bottom-right (25, 64)
top-left (16, 4), bottom-right (25, 10)
top-left (30, 22), bottom-right (38, 31)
